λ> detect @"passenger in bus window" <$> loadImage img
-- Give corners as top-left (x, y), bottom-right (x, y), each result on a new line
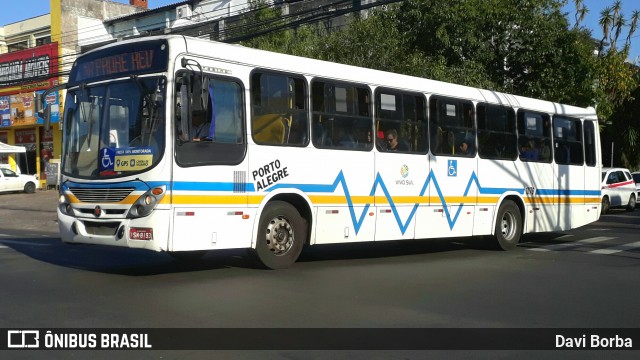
top-left (520, 138), bottom-right (539, 160)
top-left (539, 139), bottom-right (551, 161)
top-left (458, 138), bottom-right (475, 156)
top-left (385, 129), bottom-right (408, 151)
top-left (191, 111), bottom-right (211, 141)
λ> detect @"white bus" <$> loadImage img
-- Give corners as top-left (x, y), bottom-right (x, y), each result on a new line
top-left (41, 35), bottom-right (602, 269)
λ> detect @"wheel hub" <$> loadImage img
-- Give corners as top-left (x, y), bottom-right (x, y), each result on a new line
top-left (265, 216), bottom-right (294, 255)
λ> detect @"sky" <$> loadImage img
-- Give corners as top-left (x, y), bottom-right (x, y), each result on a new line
top-left (0, 0), bottom-right (639, 60)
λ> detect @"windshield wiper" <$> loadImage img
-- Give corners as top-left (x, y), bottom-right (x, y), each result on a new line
top-left (131, 76), bottom-right (163, 146)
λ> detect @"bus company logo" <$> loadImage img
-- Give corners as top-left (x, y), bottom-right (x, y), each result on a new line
top-left (400, 165), bottom-right (409, 178)
top-left (396, 165), bottom-right (413, 186)
top-left (7, 330), bottom-right (40, 348)
top-left (94, 206), bottom-right (102, 217)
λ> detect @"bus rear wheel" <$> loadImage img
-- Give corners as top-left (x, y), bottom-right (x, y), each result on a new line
top-left (494, 200), bottom-right (522, 250)
top-left (255, 201), bottom-right (307, 269)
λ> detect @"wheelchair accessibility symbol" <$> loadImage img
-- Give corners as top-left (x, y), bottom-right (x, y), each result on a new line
top-left (100, 148), bottom-right (115, 170)
top-left (448, 160), bottom-right (457, 177)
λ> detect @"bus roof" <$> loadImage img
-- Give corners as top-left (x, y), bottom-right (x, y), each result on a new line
top-left (87, 35), bottom-right (597, 119)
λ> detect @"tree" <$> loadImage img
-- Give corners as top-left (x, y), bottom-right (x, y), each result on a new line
top-left (584, 1), bottom-right (640, 167)
top-left (237, 0), bottom-right (639, 166)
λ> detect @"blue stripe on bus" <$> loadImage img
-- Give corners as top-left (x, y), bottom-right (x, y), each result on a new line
top-left (536, 189), bottom-right (601, 196)
top-left (270, 170), bottom-right (526, 234)
top-left (63, 172), bottom-right (598, 235)
top-left (172, 182), bottom-right (256, 192)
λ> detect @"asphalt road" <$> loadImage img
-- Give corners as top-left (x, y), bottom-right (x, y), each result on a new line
top-left (1, 189), bottom-right (639, 359)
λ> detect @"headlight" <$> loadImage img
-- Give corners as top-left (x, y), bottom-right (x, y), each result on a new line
top-left (58, 194), bottom-right (73, 215)
top-left (126, 186), bottom-right (166, 218)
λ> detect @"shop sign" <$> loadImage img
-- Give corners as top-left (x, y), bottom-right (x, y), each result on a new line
top-left (0, 96), bottom-right (9, 127)
top-left (0, 43), bottom-right (59, 96)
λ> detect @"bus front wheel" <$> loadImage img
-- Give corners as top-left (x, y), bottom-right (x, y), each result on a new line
top-left (255, 201), bottom-right (307, 269)
top-left (494, 200), bottom-right (522, 250)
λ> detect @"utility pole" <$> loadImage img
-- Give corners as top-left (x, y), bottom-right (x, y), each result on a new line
top-left (611, 142), bottom-right (614, 167)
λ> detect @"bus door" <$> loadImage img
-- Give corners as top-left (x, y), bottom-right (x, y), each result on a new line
top-left (171, 70), bottom-right (251, 251)
top-left (372, 89), bottom-right (429, 241)
top-left (308, 80), bottom-right (376, 244)
top-left (517, 111), bottom-right (556, 232)
top-left (553, 116), bottom-right (587, 229)
top-left (373, 151), bottom-right (428, 241)
top-left (581, 120), bottom-right (601, 225)
top-left (474, 103), bottom-right (519, 236)
top-left (415, 97), bottom-right (477, 239)
top-left (419, 154), bottom-right (477, 238)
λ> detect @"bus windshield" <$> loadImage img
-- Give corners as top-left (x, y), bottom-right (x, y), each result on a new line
top-left (61, 76), bottom-right (166, 178)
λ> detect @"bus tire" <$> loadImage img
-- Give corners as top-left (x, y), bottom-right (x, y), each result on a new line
top-left (494, 200), bottom-right (522, 250)
top-left (255, 201), bottom-right (307, 270)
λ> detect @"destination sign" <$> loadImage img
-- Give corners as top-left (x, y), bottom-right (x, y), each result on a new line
top-left (69, 40), bottom-right (168, 85)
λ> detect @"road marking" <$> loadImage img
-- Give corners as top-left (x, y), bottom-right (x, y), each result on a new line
top-left (589, 241), bottom-right (640, 255)
top-left (0, 240), bottom-right (51, 247)
top-left (529, 236), bottom-right (615, 252)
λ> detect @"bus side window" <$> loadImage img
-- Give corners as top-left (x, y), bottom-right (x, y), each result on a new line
top-left (429, 96), bottom-right (476, 157)
top-left (375, 89), bottom-right (427, 154)
top-left (311, 79), bottom-right (372, 151)
top-left (174, 71), bottom-right (246, 167)
top-left (477, 103), bottom-right (517, 160)
top-left (517, 110), bottom-right (552, 163)
top-left (553, 116), bottom-right (583, 166)
top-left (251, 72), bottom-right (308, 146)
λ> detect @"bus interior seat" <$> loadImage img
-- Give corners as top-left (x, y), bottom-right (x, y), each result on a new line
top-left (253, 113), bottom-right (290, 144)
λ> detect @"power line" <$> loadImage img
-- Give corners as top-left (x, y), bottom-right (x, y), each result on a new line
top-left (0, 0), bottom-right (401, 88)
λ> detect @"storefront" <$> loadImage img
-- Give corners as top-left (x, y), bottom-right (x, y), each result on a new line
top-left (0, 43), bottom-right (61, 186)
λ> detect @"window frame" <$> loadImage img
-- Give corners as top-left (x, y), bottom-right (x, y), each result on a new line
top-left (428, 95), bottom-right (476, 157)
top-left (250, 69), bottom-right (310, 147)
top-left (583, 119), bottom-right (597, 167)
top-left (174, 70), bottom-right (247, 167)
top-left (374, 87), bottom-right (428, 154)
top-left (516, 109), bottom-right (552, 163)
top-left (476, 102), bottom-right (518, 161)
top-left (310, 78), bottom-right (373, 151)
top-left (552, 115), bottom-right (584, 166)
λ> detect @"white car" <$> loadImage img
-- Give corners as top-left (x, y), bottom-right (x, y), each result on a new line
top-left (601, 167), bottom-right (636, 214)
top-left (0, 167), bottom-right (39, 194)
top-left (632, 172), bottom-right (640, 206)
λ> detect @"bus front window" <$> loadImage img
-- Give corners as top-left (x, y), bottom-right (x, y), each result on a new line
top-left (61, 77), bottom-right (166, 178)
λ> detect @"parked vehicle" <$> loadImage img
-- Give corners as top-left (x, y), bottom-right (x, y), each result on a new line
top-left (632, 172), bottom-right (640, 206)
top-left (601, 167), bottom-right (636, 214)
top-left (0, 167), bottom-right (39, 194)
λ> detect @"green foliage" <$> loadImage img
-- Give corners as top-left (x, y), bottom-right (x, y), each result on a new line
top-left (238, 0), bottom-right (640, 166)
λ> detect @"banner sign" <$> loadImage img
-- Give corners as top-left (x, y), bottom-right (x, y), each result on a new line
top-left (0, 43), bottom-right (59, 96)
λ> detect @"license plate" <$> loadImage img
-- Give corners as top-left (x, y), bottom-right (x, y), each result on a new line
top-left (129, 227), bottom-right (153, 241)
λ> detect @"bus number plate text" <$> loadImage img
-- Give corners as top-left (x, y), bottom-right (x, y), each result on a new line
top-left (130, 227), bottom-right (153, 241)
